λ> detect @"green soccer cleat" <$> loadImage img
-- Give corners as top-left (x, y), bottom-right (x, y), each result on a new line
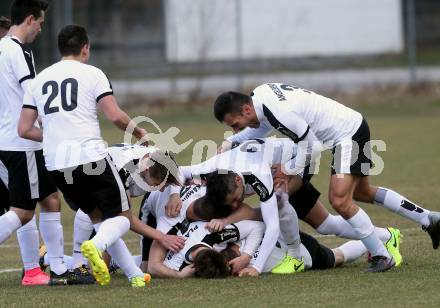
top-left (271, 256), bottom-right (305, 274)
top-left (385, 227), bottom-right (403, 267)
top-left (130, 274), bottom-right (151, 287)
top-left (80, 240), bottom-right (110, 286)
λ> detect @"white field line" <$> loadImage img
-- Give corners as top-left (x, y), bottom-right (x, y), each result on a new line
top-left (0, 227), bottom-right (424, 274)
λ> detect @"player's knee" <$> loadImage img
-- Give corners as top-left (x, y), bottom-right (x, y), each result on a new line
top-left (40, 192), bottom-right (60, 212)
top-left (329, 192), bottom-right (351, 212)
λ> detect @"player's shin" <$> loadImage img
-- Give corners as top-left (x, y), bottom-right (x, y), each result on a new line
top-left (374, 187), bottom-right (430, 227)
top-left (72, 209), bottom-right (94, 268)
top-left (40, 212), bottom-right (67, 275)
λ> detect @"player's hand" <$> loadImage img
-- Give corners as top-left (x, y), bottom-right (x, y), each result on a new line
top-left (205, 219), bottom-right (226, 232)
top-left (228, 254), bottom-right (252, 275)
top-left (165, 194), bottom-right (182, 218)
top-left (159, 234), bottom-right (186, 253)
top-left (217, 140), bottom-right (232, 154)
top-left (178, 264), bottom-right (195, 278)
top-left (136, 128), bottom-right (149, 147)
top-left (238, 266), bottom-right (260, 277)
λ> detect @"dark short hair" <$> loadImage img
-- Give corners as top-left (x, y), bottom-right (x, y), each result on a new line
top-left (205, 171), bottom-right (237, 206)
top-left (148, 150), bottom-right (181, 187)
top-left (58, 25), bottom-right (89, 57)
top-left (192, 195), bottom-right (232, 220)
top-left (193, 249), bottom-right (230, 279)
top-left (10, 0), bottom-right (48, 26)
top-left (221, 245), bottom-right (240, 263)
top-left (0, 16), bottom-right (11, 30)
top-left (213, 91), bottom-right (252, 122)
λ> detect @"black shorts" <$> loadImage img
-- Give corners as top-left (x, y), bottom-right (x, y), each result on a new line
top-left (50, 156), bottom-right (130, 220)
top-left (0, 150), bottom-right (57, 210)
top-left (288, 180), bottom-right (321, 220)
top-left (331, 118), bottom-right (372, 176)
top-left (300, 231), bottom-right (335, 270)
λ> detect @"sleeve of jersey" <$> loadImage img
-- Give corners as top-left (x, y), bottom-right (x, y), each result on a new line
top-left (251, 195), bottom-right (280, 273)
top-left (169, 184), bottom-right (181, 195)
top-left (11, 47), bottom-right (36, 86)
top-left (94, 70), bottom-right (114, 103)
top-left (235, 221), bottom-right (265, 256)
top-left (179, 156), bottom-right (220, 181)
top-left (22, 89), bottom-right (37, 110)
top-left (226, 124), bottom-right (272, 144)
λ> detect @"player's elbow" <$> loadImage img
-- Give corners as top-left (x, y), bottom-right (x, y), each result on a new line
top-left (17, 122), bottom-right (31, 139)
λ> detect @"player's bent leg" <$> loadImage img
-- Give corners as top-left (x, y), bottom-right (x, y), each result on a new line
top-left (329, 174), bottom-right (394, 272)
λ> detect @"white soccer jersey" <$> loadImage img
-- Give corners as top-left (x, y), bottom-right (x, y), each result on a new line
top-left (107, 143), bottom-right (160, 196)
top-left (179, 138), bottom-right (298, 273)
top-left (0, 36), bottom-right (41, 151)
top-left (23, 59), bottom-right (113, 170)
top-left (141, 184), bottom-right (206, 233)
top-left (227, 83), bottom-right (363, 147)
top-left (163, 220), bottom-right (264, 271)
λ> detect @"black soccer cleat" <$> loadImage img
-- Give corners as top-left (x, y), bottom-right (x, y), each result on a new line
top-left (365, 256), bottom-right (395, 273)
top-left (48, 267), bottom-right (95, 286)
top-left (422, 212), bottom-right (440, 249)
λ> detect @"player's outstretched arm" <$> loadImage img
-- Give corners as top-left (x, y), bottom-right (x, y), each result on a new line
top-left (98, 95), bottom-right (147, 143)
top-left (148, 241), bottom-right (195, 278)
top-left (131, 214), bottom-right (185, 252)
top-left (18, 107), bottom-right (43, 142)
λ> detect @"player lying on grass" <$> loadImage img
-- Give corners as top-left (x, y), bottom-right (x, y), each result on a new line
top-left (179, 137), bottom-right (402, 276)
top-left (214, 85), bottom-right (440, 272)
top-left (147, 190), bottom-right (386, 278)
top-left (40, 144), bottom-right (187, 282)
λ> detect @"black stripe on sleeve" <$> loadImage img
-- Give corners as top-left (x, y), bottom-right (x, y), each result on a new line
top-left (22, 105), bottom-right (37, 110)
top-left (201, 224), bottom-right (240, 246)
top-left (242, 174), bottom-right (274, 202)
top-left (11, 38), bottom-right (36, 83)
top-left (297, 126), bottom-right (310, 142)
top-left (262, 104), bottom-right (302, 143)
top-left (96, 91), bottom-right (114, 103)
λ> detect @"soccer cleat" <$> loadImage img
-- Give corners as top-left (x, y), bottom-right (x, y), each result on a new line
top-left (48, 268), bottom-right (95, 286)
top-left (73, 265), bottom-right (96, 284)
top-left (130, 274), bottom-right (151, 288)
top-left (21, 267), bottom-right (50, 286)
top-left (385, 227), bottom-right (403, 266)
top-left (366, 255), bottom-right (395, 273)
top-left (422, 212), bottom-right (440, 249)
top-left (80, 240), bottom-right (110, 286)
top-left (271, 256), bottom-right (305, 274)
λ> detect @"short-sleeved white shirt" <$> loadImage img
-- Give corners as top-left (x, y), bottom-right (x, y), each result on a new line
top-left (0, 36), bottom-right (41, 151)
top-left (24, 59), bottom-right (113, 170)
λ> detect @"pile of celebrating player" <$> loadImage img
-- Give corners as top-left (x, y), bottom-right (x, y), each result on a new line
top-left (1, 0), bottom-right (439, 287)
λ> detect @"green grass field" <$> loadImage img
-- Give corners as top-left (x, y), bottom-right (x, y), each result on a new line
top-left (1, 96), bottom-right (440, 307)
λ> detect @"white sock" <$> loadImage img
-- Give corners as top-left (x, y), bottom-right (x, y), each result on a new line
top-left (92, 216), bottom-right (130, 252)
top-left (44, 254), bottom-right (75, 270)
top-left (132, 255), bottom-right (143, 268)
top-left (17, 215), bottom-right (39, 271)
top-left (316, 214), bottom-right (391, 243)
top-left (72, 209), bottom-right (94, 267)
top-left (107, 239), bottom-right (144, 280)
top-left (0, 211), bottom-right (22, 243)
top-left (374, 187), bottom-right (430, 227)
top-left (40, 212), bottom-right (67, 275)
top-left (346, 209), bottom-right (390, 258)
top-left (277, 192), bottom-right (301, 259)
top-left (338, 240), bottom-right (368, 263)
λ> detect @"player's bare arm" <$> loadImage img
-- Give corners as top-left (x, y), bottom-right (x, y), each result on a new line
top-left (17, 107), bottom-right (42, 142)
